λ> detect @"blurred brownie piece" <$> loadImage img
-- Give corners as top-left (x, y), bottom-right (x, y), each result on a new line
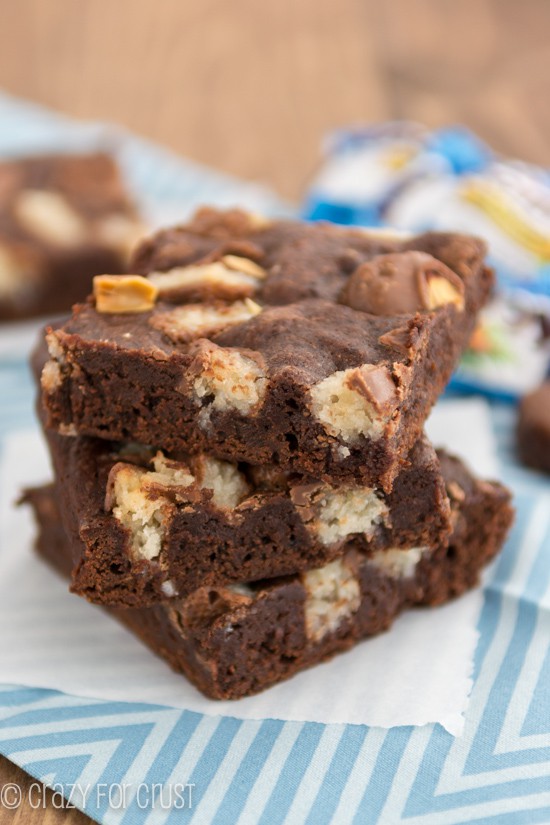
top-left (25, 451), bottom-right (513, 699)
top-left (0, 152), bottom-right (144, 320)
top-left (39, 208), bottom-right (494, 490)
top-left (517, 381), bottom-right (550, 473)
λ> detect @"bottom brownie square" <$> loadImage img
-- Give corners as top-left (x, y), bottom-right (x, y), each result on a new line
top-left (24, 450), bottom-right (513, 700)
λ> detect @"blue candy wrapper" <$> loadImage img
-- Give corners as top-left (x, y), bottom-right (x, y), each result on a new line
top-left (304, 123), bottom-right (550, 399)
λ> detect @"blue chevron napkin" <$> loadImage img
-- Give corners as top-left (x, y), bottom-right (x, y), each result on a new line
top-left (1, 97), bottom-right (550, 824)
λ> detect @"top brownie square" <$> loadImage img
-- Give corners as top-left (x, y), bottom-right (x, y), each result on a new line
top-left (40, 208), bottom-right (493, 490)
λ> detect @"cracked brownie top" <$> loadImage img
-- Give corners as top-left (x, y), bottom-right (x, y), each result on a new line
top-left (40, 208), bottom-right (493, 488)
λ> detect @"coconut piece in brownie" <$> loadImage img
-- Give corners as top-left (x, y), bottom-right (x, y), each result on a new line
top-left (0, 152), bottom-right (144, 321)
top-left (39, 419), bottom-right (451, 606)
top-left (40, 208), bottom-right (493, 490)
top-left (517, 381), bottom-right (550, 474)
top-left (25, 451), bottom-right (513, 700)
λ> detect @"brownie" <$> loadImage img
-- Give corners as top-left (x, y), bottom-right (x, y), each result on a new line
top-left (26, 451), bottom-right (513, 700)
top-left (40, 423), bottom-right (451, 607)
top-left (39, 208), bottom-right (494, 490)
top-left (0, 152), bottom-right (144, 321)
top-left (517, 381), bottom-right (550, 474)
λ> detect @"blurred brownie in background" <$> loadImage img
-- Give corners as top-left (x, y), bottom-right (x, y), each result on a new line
top-left (517, 381), bottom-right (550, 474)
top-left (0, 152), bottom-right (144, 321)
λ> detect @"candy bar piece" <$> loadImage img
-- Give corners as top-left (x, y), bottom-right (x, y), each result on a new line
top-left (25, 451), bottom-right (513, 699)
top-left (0, 153), bottom-right (144, 321)
top-left (40, 422), bottom-right (451, 606)
top-left (39, 208), bottom-right (493, 490)
top-left (517, 381), bottom-right (550, 474)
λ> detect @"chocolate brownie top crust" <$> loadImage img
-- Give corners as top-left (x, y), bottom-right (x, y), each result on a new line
top-left (41, 209), bottom-right (493, 487)
top-left (60, 296), bottom-right (425, 387)
top-left (132, 208), bottom-right (484, 307)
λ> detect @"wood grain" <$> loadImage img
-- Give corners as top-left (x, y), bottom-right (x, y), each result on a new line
top-left (0, 756), bottom-right (90, 823)
top-left (0, 0), bottom-right (546, 201)
top-left (0, 1), bottom-right (548, 822)
top-left (0, 0), bottom-right (388, 199)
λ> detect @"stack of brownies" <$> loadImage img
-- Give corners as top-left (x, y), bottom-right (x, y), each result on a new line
top-left (27, 207), bottom-right (514, 699)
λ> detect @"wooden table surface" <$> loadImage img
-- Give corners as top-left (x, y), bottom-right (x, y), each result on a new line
top-left (0, 0), bottom-right (549, 821)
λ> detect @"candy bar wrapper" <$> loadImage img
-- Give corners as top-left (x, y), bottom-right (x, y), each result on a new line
top-left (304, 123), bottom-right (550, 399)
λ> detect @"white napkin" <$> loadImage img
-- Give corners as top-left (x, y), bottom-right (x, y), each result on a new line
top-left (0, 398), bottom-right (498, 736)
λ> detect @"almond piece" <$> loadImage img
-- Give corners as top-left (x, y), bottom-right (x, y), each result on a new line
top-left (148, 261), bottom-right (262, 301)
top-left (426, 275), bottom-right (465, 310)
top-left (94, 274), bottom-right (158, 314)
top-left (221, 255), bottom-right (267, 279)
